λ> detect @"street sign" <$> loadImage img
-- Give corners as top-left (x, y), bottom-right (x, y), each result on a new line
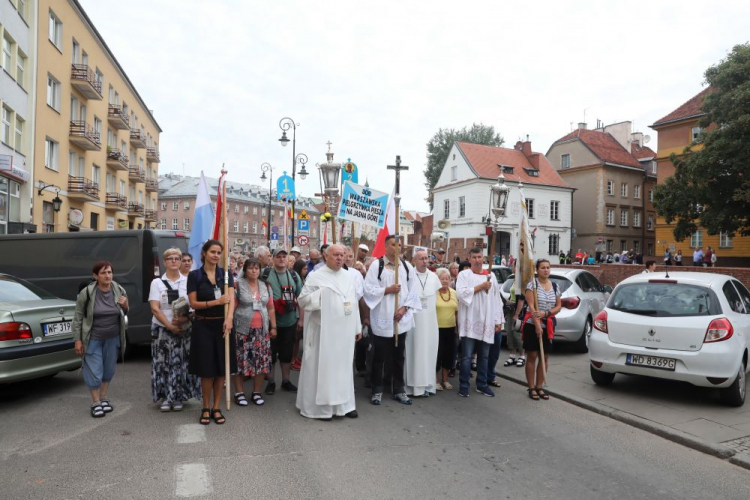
top-left (270, 240), bottom-right (278, 250)
top-left (299, 210), bottom-right (310, 220)
top-left (298, 235), bottom-right (309, 246)
top-left (276, 171), bottom-right (295, 200)
top-left (298, 219), bottom-right (309, 232)
top-left (271, 225), bottom-right (279, 234)
top-left (270, 233), bottom-right (279, 241)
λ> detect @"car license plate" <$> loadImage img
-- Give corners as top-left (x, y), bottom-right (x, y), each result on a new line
top-left (626, 354), bottom-right (676, 371)
top-left (43, 321), bottom-right (72, 337)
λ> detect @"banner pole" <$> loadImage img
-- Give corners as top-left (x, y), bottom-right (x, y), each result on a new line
top-left (222, 167), bottom-right (231, 410)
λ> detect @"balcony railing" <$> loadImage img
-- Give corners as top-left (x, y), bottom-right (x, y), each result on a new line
top-left (69, 121), bottom-right (101, 151)
top-left (130, 129), bottom-right (147, 148)
top-left (128, 167), bottom-right (146, 183)
top-left (70, 64), bottom-right (103, 100)
top-left (106, 148), bottom-right (129, 171)
top-left (146, 146), bottom-right (160, 162)
top-left (144, 209), bottom-right (156, 221)
top-left (105, 192), bottom-right (128, 211)
top-left (108, 105), bottom-right (130, 130)
top-left (128, 202), bottom-right (145, 217)
top-left (68, 176), bottom-right (100, 201)
top-left (145, 178), bottom-right (159, 192)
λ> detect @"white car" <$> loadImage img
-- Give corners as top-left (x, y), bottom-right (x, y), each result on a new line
top-left (589, 272), bottom-right (749, 406)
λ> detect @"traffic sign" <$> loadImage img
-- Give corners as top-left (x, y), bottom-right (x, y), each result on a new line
top-left (299, 210), bottom-right (310, 220)
top-left (271, 225), bottom-right (279, 234)
top-left (270, 233), bottom-right (279, 241)
top-left (270, 241), bottom-right (278, 250)
top-left (298, 219), bottom-right (310, 232)
top-left (298, 235), bottom-right (309, 246)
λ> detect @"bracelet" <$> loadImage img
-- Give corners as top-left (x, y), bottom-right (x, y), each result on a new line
top-left (205, 301), bottom-right (209, 308)
top-left (270, 326), bottom-right (277, 330)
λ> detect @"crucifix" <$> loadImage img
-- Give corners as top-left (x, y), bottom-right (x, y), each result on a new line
top-left (387, 155), bottom-right (408, 346)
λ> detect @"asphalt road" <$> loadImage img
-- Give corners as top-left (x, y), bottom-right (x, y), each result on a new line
top-left (2, 346), bottom-right (749, 500)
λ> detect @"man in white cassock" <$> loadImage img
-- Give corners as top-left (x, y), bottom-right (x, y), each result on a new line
top-left (296, 244), bottom-right (362, 420)
top-left (456, 247), bottom-right (504, 398)
top-left (405, 249), bottom-right (441, 396)
top-left (364, 235), bottom-right (421, 406)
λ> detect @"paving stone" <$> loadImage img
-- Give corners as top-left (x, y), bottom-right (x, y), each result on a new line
top-left (673, 418), bottom-right (749, 443)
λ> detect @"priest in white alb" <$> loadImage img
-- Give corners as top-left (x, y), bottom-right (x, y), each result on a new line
top-left (405, 249), bottom-right (441, 396)
top-left (296, 244), bottom-right (362, 420)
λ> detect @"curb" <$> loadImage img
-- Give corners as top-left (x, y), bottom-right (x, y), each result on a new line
top-left (495, 371), bottom-right (748, 469)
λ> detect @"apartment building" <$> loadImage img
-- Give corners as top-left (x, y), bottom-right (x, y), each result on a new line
top-left (34, 0), bottom-right (161, 232)
top-left (1, 0), bottom-right (37, 234)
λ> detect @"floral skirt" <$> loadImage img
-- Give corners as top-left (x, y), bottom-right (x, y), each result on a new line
top-left (236, 327), bottom-right (272, 378)
top-left (151, 325), bottom-right (202, 403)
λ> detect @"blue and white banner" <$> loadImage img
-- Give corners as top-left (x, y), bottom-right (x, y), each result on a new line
top-left (188, 171), bottom-right (215, 270)
top-left (276, 171), bottom-right (295, 201)
top-left (337, 181), bottom-right (389, 228)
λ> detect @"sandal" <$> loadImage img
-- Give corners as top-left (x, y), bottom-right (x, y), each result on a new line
top-left (527, 388), bottom-right (540, 401)
top-left (488, 380), bottom-right (501, 388)
top-left (91, 403), bottom-right (105, 418)
top-left (516, 357), bottom-right (526, 367)
top-left (212, 409), bottom-right (226, 424)
top-left (503, 357), bottom-right (516, 367)
top-left (536, 388), bottom-right (550, 400)
top-left (251, 392), bottom-right (265, 406)
top-left (443, 381), bottom-right (453, 390)
top-left (100, 399), bottom-right (113, 413)
top-left (234, 393), bottom-right (249, 406)
top-left (199, 408), bottom-right (211, 425)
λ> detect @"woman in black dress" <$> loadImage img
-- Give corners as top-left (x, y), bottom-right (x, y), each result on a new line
top-left (188, 239), bottom-right (236, 425)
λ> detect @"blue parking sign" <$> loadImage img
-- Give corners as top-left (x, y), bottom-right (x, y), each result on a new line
top-left (298, 219), bottom-right (309, 232)
top-left (270, 233), bottom-right (279, 241)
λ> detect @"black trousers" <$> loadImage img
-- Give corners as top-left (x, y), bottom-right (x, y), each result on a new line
top-left (370, 332), bottom-right (406, 395)
top-left (355, 329), bottom-right (369, 373)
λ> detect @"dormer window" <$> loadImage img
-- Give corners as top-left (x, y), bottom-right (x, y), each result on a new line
top-left (500, 165), bottom-right (514, 174)
top-left (524, 168), bottom-right (539, 177)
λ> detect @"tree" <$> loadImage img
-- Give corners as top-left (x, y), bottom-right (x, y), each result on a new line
top-left (424, 123), bottom-right (504, 209)
top-left (654, 43), bottom-right (750, 240)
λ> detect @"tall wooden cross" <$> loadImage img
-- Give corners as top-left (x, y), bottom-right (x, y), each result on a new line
top-left (387, 156), bottom-right (408, 346)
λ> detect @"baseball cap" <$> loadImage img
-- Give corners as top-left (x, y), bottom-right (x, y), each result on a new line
top-left (358, 244), bottom-right (369, 252)
top-left (291, 246), bottom-right (302, 254)
top-left (273, 248), bottom-right (288, 257)
top-left (437, 249), bottom-right (446, 254)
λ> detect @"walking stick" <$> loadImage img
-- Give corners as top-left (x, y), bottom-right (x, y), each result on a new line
top-left (221, 167), bottom-right (231, 410)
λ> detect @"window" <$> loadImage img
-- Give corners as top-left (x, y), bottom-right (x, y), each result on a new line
top-left (48, 10), bottom-right (63, 49)
top-left (160, 219), bottom-right (166, 230)
top-left (723, 282), bottom-right (744, 314)
top-left (502, 165), bottom-right (514, 174)
top-left (253, 206), bottom-right (258, 215)
top-left (44, 139), bottom-right (59, 171)
top-left (92, 165), bottom-right (101, 187)
top-left (18, 0), bottom-right (27, 20)
top-left (451, 166), bottom-right (457, 181)
top-left (690, 230), bottom-right (703, 248)
top-left (647, 243), bottom-right (653, 256)
top-left (732, 281), bottom-right (750, 314)
top-left (90, 212), bottom-right (99, 231)
top-left (253, 222), bottom-right (258, 233)
top-left (633, 185), bottom-right (640, 199)
top-left (184, 201), bottom-right (190, 210)
top-left (234, 205), bottom-right (240, 213)
top-left (720, 231), bottom-right (733, 249)
top-left (606, 240), bottom-right (613, 254)
top-left (548, 234), bottom-right (560, 255)
top-left (633, 211), bottom-right (641, 228)
top-left (691, 127), bottom-right (703, 142)
top-left (106, 173), bottom-right (116, 192)
top-left (621, 183), bottom-right (628, 198)
top-left (243, 206), bottom-right (249, 214)
top-left (13, 116), bottom-right (23, 151)
top-left (620, 209), bottom-right (628, 227)
top-left (620, 240), bottom-right (627, 252)
top-left (524, 168), bottom-right (539, 177)
top-left (634, 241), bottom-right (640, 254)
top-left (233, 221), bottom-right (239, 232)
top-left (443, 199), bottom-right (450, 219)
top-left (459, 196), bottom-right (466, 217)
top-left (95, 68), bottom-right (103, 88)
top-left (16, 50), bottom-right (26, 88)
top-left (243, 222), bottom-right (248, 233)
top-left (172, 218), bottom-right (178, 230)
top-left (2, 33), bottom-right (12, 74)
top-left (651, 161), bottom-right (657, 175)
top-left (160, 202), bottom-right (167, 211)
top-left (606, 208), bottom-right (615, 226)
top-left (93, 116), bottom-right (102, 137)
top-left (561, 154), bottom-right (570, 169)
top-left (647, 214), bottom-right (654, 231)
top-left (184, 218), bottom-right (190, 231)
top-left (47, 75), bottom-right (61, 110)
top-left (172, 201), bottom-right (178, 210)
top-left (262, 208), bottom-right (266, 216)
top-left (648, 189), bottom-right (653, 202)
top-left (607, 180), bottom-right (614, 196)
top-left (527, 198), bottom-right (535, 218)
top-left (1, 107), bottom-right (10, 145)
top-left (550, 201), bottom-right (560, 220)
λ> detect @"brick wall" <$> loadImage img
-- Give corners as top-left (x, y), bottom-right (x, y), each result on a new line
top-left (552, 263), bottom-right (750, 289)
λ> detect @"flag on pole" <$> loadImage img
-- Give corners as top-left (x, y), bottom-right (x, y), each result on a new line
top-left (372, 187), bottom-right (396, 258)
top-left (188, 172), bottom-right (215, 270)
top-left (211, 172), bottom-right (226, 241)
top-left (515, 192), bottom-right (536, 294)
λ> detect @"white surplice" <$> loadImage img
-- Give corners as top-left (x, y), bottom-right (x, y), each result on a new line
top-left (456, 269), bottom-right (504, 344)
top-left (364, 257), bottom-right (421, 337)
top-left (296, 265), bottom-right (361, 419)
top-left (348, 266), bottom-right (364, 301)
top-left (405, 269), bottom-right (441, 396)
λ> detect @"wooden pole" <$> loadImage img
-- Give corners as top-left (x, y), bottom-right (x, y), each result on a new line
top-left (222, 167), bottom-right (231, 410)
top-left (352, 221), bottom-right (358, 255)
top-left (534, 281), bottom-right (547, 386)
top-left (388, 156), bottom-right (408, 347)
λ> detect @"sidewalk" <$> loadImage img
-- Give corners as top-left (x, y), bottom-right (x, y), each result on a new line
top-left (495, 347), bottom-right (750, 469)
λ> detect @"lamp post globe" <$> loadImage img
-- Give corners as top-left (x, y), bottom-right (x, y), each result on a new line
top-left (490, 173), bottom-right (510, 220)
top-left (52, 194), bottom-right (62, 212)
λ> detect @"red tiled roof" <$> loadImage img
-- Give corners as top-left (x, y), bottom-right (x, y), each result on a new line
top-left (552, 129), bottom-right (643, 169)
top-left (454, 142), bottom-right (570, 189)
top-left (631, 143), bottom-right (656, 160)
top-left (652, 87), bottom-right (713, 127)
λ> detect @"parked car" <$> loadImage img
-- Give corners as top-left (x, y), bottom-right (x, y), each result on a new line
top-left (486, 265), bottom-right (513, 286)
top-left (589, 272), bottom-right (749, 406)
top-left (0, 274), bottom-right (80, 384)
top-left (499, 268), bottom-right (611, 352)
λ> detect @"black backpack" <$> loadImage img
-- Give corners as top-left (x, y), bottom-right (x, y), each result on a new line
top-left (260, 267), bottom-right (300, 288)
top-left (377, 257), bottom-right (410, 282)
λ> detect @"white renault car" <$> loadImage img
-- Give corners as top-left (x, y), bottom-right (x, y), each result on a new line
top-left (589, 272), bottom-right (749, 406)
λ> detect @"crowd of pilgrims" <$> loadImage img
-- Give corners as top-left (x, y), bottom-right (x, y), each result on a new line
top-left (72, 237), bottom-right (561, 422)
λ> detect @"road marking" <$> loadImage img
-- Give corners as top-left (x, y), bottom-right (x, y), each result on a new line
top-left (175, 463), bottom-right (211, 498)
top-left (176, 424), bottom-right (206, 444)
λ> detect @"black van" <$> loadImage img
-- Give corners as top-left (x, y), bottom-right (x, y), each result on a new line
top-left (0, 230), bottom-right (189, 348)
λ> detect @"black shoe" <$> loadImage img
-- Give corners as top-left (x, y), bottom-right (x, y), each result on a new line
top-left (345, 410), bottom-right (358, 418)
top-left (265, 381), bottom-right (276, 395)
top-left (281, 380), bottom-right (297, 392)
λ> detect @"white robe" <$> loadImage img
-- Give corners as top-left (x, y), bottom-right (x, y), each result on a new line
top-left (348, 266), bottom-right (364, 301)
top-left (296, 265), bottom-right (361, 419)
top-left (456, 269), bottom-right (504, 344)
top-left (364, 257), bottom-right (421, 337)
top-left (405, 270), bottom-right (441, 396)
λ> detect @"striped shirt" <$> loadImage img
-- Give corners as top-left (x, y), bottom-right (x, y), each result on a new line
top-left (524, 280), bottom-right (560, 324)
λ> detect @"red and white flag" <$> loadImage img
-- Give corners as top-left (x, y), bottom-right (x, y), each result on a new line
top-left (211, 172), bottom-right (226, 242)
top-left (372, 188), bottom-right (396, 258)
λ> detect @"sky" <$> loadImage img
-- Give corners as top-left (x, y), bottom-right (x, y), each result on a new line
top-left (80, 0), bottom-right (750, 213)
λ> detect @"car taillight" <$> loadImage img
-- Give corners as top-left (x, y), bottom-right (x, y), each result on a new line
top-left (593, 310), bottom-right (608, 333)
top-left (704, 318), bottom-right (733, 343)
top-left (561, 296), bottom-right (581, 309)
top-left (0, 322), bottom-right (32, 341)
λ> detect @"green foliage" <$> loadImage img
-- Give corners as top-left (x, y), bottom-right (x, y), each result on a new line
top-left (654, 43), bottom-right (750, 240)
top-left (424, 123), bottom-right (504, 209)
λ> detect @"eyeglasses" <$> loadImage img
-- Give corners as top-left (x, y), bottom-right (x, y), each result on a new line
top-left (165, 257), bottom-right (181, 262)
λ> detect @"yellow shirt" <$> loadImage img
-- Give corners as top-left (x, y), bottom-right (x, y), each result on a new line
top-left (436, 288), bottom-right (458, 328)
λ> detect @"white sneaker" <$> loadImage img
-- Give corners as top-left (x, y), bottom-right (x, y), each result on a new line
top-left (172, 401), bottom-right (183, 411)
top-left (160, 400), bottom-right (172, 412)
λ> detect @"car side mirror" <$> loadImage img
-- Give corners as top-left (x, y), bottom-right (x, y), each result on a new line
top-left (603, 285), bottom-right (613, 294)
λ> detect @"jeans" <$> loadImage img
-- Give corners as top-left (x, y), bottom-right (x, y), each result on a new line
top-left (370, 332), bottom-right (406, 395)
top-left (459, 337), bottom-right (490, 392)
top-left (83, 337), bottom-right (120, 390)
top-left (487, 330), bottom-right (503, 384)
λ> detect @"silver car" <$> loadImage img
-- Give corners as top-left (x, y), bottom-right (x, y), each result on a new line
top-left (0, 274), bottom-right (80, 383)
top-left (501, 268), bottom-right (611, 352)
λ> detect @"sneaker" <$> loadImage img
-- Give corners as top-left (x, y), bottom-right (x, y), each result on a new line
top-left (371, 393), bottom-right (382, 405)
top-left (281, 380), bottom-right (298, 392)
top-left (172, 401), bottom-right (184, 411)
top-left (476, 386), bottom-right (495, 397)
top-left (160, 400), bottom-right (172, 412)
top-left (458, 388), bottom-right (469, 397)
top-left (436, 383), bottom-right (444, 391)
top-left (265, 381), bottom-right (276, 395)
top-left (392, 393), bottom-right (412, 405)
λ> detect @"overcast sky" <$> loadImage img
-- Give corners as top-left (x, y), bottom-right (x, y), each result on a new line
top-left (81, 0), bottom-right (749, 212)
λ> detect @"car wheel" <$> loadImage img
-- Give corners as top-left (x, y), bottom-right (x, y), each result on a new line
top-left (574, 317), bottom-right (592, 353)
top-left (590, 365), bottom-right (615, 386)
top-left (719, 362), bottom-right (746, 407)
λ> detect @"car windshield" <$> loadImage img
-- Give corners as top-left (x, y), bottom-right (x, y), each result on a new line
top-left (609, 282), bottom-right (720, 317)
top-left (0, 275), bottom-right (57, 302)
top-left (502, 274), bottom-right (572, 294)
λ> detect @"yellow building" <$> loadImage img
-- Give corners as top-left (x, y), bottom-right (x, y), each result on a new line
top-left (651, 88), bottom-right (749, 266)
top-left (33, 0), bottom-right (161, 232)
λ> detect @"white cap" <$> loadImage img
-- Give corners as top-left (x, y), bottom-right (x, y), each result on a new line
top-left (291, 246), bottom-right (302, 254)
top-left (358, 244), bottom-right (369, 252)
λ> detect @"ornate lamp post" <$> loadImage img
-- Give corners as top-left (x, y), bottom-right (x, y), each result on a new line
top-left (487, 173), bottom-right (511, 266)
top-left (318, 143), bottom-right (341, 243)
top-left (260, 163), bottom-right (274, 246)
top-left (278, 117), bottom-right (308, 245)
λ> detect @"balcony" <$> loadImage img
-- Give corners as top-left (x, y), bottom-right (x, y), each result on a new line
top-left (68, 176), bottom-right (100, 201)
top-left (145, 178), bottom-right (159, 192)
top-left (105, 192), bottom-right (128, 211)
top-left (69, 121), bottom-right (101, 151)
top-left (108, 105), bottom-right (130, 130)
top-left (146, 146), bottom-right (160, 163)
top-left (106, 148), bottom-right (129, 171)
top-left (144, 209), bottom-right (156, 222)
top-left (130, 129), bottom-right (147, 148)
top-left (70, 64), bottom-right (103, 100)
top-left (128, 167), bottom-right (145, 183)
top-left (127, 202), bottom-right (145, 217)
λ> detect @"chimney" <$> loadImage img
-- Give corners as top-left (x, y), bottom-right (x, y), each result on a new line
top-left (514, 140), bottom-right (533, 158)
top-left (578, 122), bottom-right (587, 130)
top-left (631, 132), bottom-right (643, 148)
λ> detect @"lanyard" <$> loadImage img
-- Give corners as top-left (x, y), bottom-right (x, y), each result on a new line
top-left (416, 272), bottom-right (428, 293)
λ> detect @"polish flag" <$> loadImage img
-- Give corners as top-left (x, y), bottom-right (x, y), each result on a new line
top-left (372, 188), bottom-right (396, 258)
top-left (211, 172), bottom-right (226, 241)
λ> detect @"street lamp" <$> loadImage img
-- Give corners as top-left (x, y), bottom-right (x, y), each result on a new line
top-left (487, 173), bottom-right (511, 265)
top-left (260, 162), bottom-right (274, 246)
top-left (296, 153), bottom-right (309, 180)
top-left (278, 117), bottom-right (307, 245)
top-left (318, 143), bottom-right (342, 243)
